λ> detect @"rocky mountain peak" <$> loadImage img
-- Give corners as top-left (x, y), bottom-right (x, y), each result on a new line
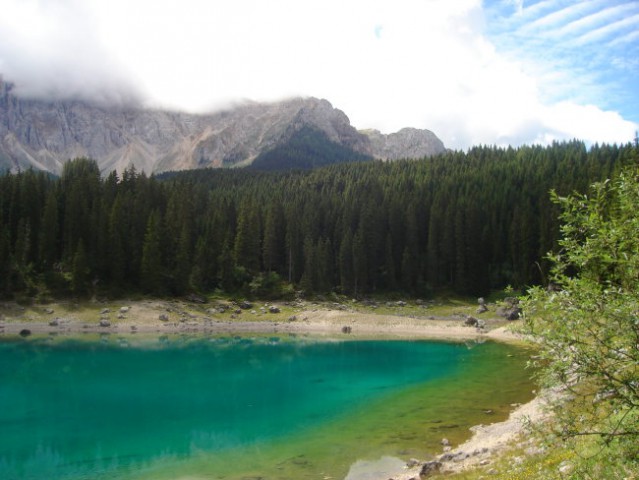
top-left (0, 76), bottom-right (446, 174)
top-left (360, 127), bottom-right (446, 160)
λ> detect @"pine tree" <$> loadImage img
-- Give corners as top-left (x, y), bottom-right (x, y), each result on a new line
top-left (140, 211), bottom-right (164, 295)
top-left (39, 190), bottom-right (59, 268)
top-left (71, 240), bottom-right (89, 296)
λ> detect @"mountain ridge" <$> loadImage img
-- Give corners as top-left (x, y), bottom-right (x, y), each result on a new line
top-left (0, 76), bottom-right (446, 174)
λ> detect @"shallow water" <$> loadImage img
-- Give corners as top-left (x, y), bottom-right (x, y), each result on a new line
top-left (0, 335), bottom-right (535, 480)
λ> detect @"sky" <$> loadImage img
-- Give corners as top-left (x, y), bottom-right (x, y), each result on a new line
top-left (0, 0), bottom-right (637, 149)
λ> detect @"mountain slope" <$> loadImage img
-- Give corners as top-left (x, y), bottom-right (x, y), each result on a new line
top-left (0, 77), bottom-right (446, 174)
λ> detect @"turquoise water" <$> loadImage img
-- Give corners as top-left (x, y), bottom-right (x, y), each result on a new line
top-left (0, 335), bottom-right (534, 480)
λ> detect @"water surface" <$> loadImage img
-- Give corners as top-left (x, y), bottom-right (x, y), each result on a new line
top-left (0, 335), bottom-right (535, 479)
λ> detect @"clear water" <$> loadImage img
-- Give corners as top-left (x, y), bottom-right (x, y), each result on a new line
top-left (0, 335), bottom-right (535, 480)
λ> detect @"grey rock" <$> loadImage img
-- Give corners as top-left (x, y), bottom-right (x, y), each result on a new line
top-left (476, 304), bottom-right (488, 314)
top-left (360, 127), bottom-right (446, 160)
top-left (419, 461), bottom-right (442, 477)
top-left (186, 293), bottom-right (206, 304)
top-left (507, 307), bottom-right (521, 320)
top-left (99, 319), bottom-right (111, 327)
top-left (0, 77), bottom-right (445, 174)
top-left (496, 305), bottom-right (521, 320)
top-left (464, 315), bottom-right (479, 326)
top-left (159, 314), bottom-right (169, 321)
top-left (268, 306), bottom-right (280, 314)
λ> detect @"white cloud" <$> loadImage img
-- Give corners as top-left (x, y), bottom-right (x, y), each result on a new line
top-left (0, 0), bottom-right (636, 149)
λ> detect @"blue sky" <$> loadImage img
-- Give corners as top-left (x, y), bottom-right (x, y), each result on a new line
top-left (0, 0), bottom-right (637, 149)
top-left (484, 0), bottom-right (639, 133)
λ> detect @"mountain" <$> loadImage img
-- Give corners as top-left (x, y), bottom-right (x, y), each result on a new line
top-left (0, 77), bottom-right (446, 174)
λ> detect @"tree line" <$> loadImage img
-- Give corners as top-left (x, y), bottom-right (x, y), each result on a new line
top-left (0, 140), bottom-right (636, 300)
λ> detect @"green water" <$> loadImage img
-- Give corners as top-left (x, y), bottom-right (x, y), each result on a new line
top-left (0, 335), bottom-right (535, 480)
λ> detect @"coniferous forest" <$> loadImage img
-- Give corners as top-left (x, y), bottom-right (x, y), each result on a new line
top-left (1, 140), bottom-right (637, 300)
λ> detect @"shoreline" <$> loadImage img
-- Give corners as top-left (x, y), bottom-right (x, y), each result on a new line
top-left (390, 388), bottom-right (554, 479)
top-left (0, 298), bottom-right (540, 479)
top-left (0, 298), bottom-right (527, 342)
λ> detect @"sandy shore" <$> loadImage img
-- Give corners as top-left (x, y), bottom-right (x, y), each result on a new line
top-left (0, 298), bottom-right (526, 342)
top-left (0, 298), bottom-right (540, 479)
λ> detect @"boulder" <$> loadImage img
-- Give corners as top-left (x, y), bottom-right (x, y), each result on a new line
top-left (120, 306), bottom-right (130, 314)
top-left (496, 298), bottom-right (521, 320)
top-left (341, 326), bottom-right (352, 334)
top-left (49, 318), bottom-right (59, 326)
top-left (507, 307), bottom-right (521, 320)
top-left (420, 461), bottom-right (442, 477)
top-left (503, 297), bottom-right (519, 306)
top-left (464, 315), bottom-right (479, 327)
top-left (100, 308), bottom-right (110, 315)
top-left (476, 304), bottom-right (488, 314)
top-left (19, 329), bottom-right (31, 337)
top-left (99, 319), bottom-right (111, 327)
top-left (187, 293), bottom-right (206, 304)
top-left (239, 301), bottom-right (253, 310)
top-left (269, 306), bottom-right (280, 314)
top-left (159, 314), bottom-right (169, 321)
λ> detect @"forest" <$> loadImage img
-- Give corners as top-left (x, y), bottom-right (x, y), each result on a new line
top-left (0, 140), bottom-right (636, 300)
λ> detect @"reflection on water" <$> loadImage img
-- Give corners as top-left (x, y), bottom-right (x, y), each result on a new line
top-left (345, 456), bottom-right (407, 480)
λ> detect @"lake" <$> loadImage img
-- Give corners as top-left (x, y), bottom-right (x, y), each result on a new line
top-left (0, 335), bottom-right (535, 480)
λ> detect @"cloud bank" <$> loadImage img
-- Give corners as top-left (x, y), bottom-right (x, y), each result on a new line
top-left (0, 0), bottom-right (636, 149)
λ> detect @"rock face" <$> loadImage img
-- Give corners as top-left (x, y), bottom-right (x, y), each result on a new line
top-left (0, 76), bottom-right (446, 174)
top-left (360, 127), bottom-right (446, 160)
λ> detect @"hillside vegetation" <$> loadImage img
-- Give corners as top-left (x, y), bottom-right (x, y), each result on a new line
top-left (0, 140), bottom-right (636, 300)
